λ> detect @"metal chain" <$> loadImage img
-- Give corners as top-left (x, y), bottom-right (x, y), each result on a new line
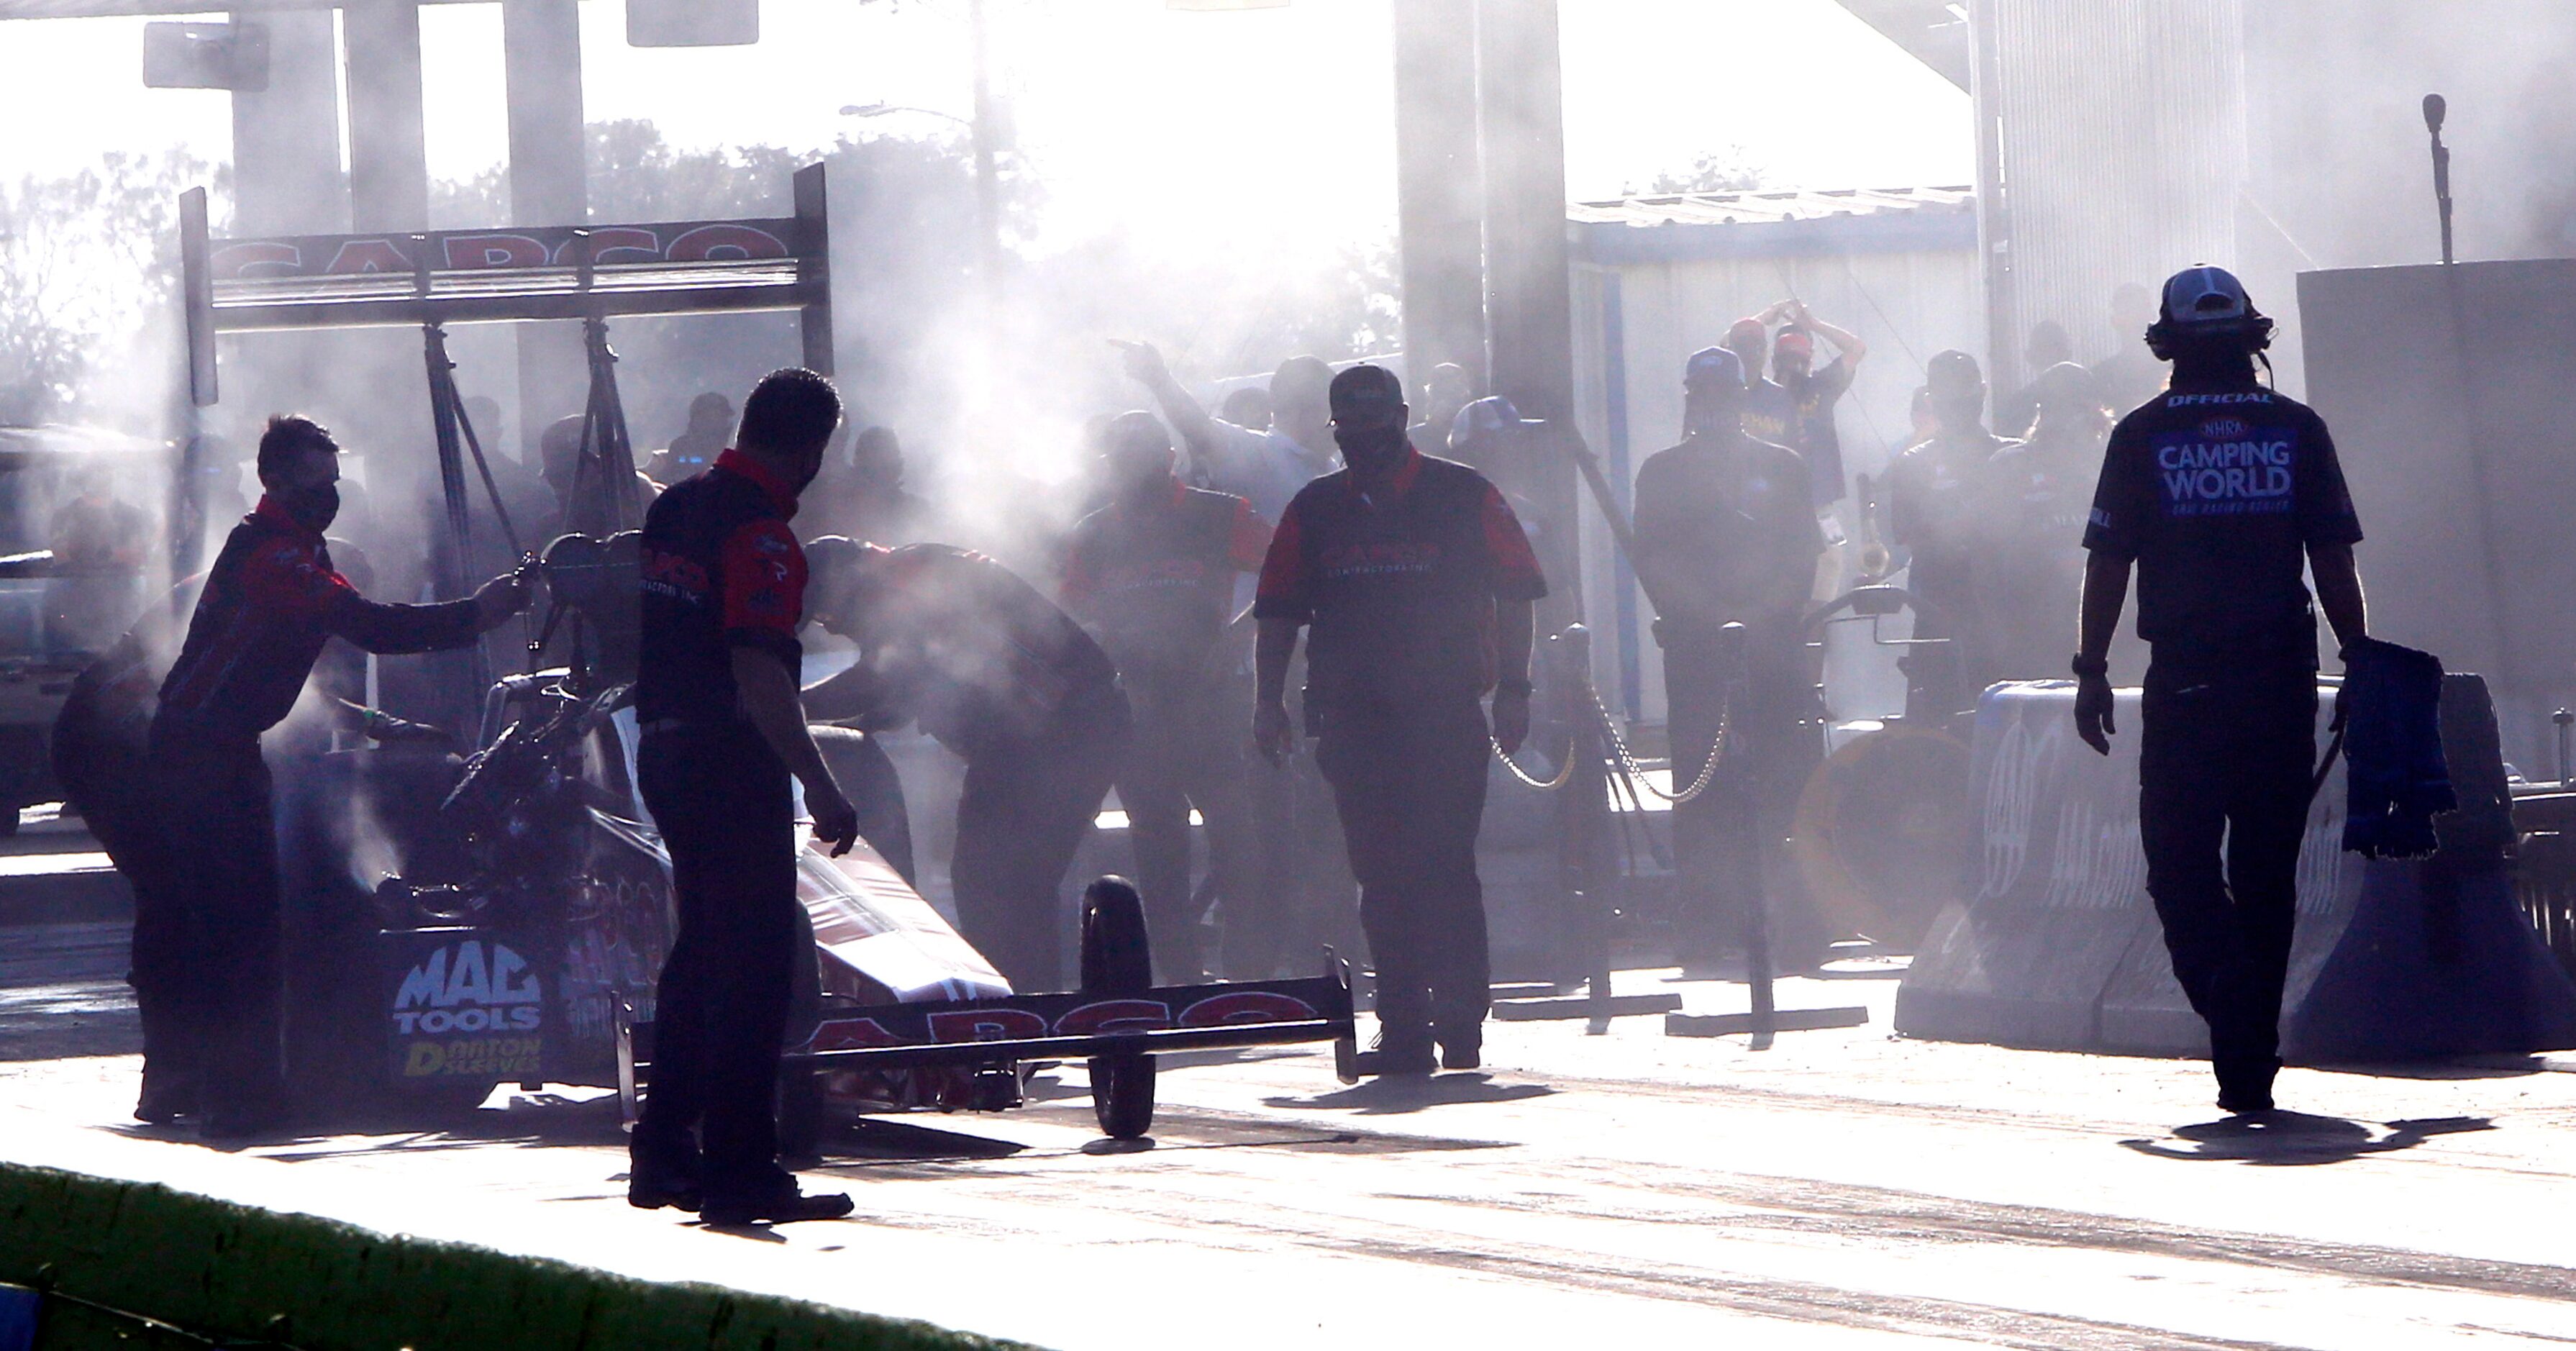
top-left (1593, 687), bottom-right (1730, 806)
top-left (1488, 683), bottom-right (1734, 804)
top-left (1491, 730), bottom-right (1580, 791)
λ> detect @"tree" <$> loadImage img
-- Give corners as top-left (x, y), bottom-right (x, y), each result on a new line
top-left (1624, 149), bottom-right (1767, 197)
top-left (0, 151), bottom-right (224, 430)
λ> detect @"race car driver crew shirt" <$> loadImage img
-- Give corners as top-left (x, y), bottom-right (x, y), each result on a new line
top-left (2083, 385), bottom-right (2361, 670)
top-left (811, 544), bottom-right (1121, 760)
top-left (636, 448), bottom-right (808, 729)
top-left (1254, 447), bottom-right (1548, 718)
top-left (1061, 480), bottom-right (1270, 693)
top-left (154, 496), bottom-right (482, 743)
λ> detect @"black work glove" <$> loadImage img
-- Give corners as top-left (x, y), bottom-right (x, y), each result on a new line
top-left (2073, 672), bottom-right (2116, 756)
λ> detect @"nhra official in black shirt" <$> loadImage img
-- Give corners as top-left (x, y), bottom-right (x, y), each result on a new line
top-left (1631, 345), bottom-right (1826, 972)
top-left (1252, 364), bottom-right (1547, 1076)
top-left (2075, 265), bottom-right (2367, 1116)
top-left (629, 368), bottom-right (860, 1227)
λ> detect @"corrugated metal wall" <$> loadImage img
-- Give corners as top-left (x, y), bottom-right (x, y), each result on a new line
top-left (1976, 0), bottom-right (2247, 383)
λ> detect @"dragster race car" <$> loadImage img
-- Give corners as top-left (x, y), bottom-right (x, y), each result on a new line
top-left (275, 532), bottom-right (1357, 1143)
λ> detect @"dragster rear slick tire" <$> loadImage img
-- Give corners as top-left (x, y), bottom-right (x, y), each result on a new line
top-left (1079, 876), bottom-right (1157, 1140)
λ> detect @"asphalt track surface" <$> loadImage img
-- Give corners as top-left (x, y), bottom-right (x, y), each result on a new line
top-left (6, 924), bottom-right (2576, 1350)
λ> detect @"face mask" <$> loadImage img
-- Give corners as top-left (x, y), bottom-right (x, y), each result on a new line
top-left (1334, 423), bottom-right (1408, 475)
top-left (277, 482), bottom-right (339, 531)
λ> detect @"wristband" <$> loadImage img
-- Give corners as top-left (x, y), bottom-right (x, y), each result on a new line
top-left (1496, 677), bottom-right (1534, 697)
top-left (2070, 654), bottom-right (2108, 678)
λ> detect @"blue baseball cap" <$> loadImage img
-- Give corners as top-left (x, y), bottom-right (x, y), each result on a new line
top-left (1683, 345), bottom-right (1743, 391)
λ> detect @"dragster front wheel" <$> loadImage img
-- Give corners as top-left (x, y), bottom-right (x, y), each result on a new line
top-left (1080, 875), bottom-right (1157, 1140)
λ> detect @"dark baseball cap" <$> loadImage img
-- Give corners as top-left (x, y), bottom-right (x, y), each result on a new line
top-left (1924, 349), bottom-right (1984, 399)
top-left (1683, 345), bottom-right (1744, 391)
top-left (1328, 364), bottom-right (1407, 422)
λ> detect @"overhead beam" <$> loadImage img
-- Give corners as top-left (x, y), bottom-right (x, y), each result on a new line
top-left (1832, 0), bottom-right (1971, 90)
top-left (0, 0), bottom-right (488, 16)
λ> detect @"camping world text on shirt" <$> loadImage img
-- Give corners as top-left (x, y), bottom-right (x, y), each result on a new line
top-left (2151, 414), bottom-right (2298, 519)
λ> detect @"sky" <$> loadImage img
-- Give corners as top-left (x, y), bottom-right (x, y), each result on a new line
top-left (0, 0), bottom-right (1968, 253)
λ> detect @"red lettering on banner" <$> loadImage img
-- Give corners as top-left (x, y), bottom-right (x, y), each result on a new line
top-left (211, 242), bottom-right (303, 279)
top-left (1177, 991), bottom-right (1320, 1027)
top-left (1052, 999), bottom-right (1171, 1037)
top-left (324, 239), bottom-right (413, 274)
top-left (806, 1017), bottom-right (901, 1052)
top-left (442, 233), bottom-right (548, 270)
top-left (926, 1008), bottom-right (1047, 1044)
top-left (556, 227), bottom-right (662, 266)
top-left (665, 224), bottom-right (788, 263)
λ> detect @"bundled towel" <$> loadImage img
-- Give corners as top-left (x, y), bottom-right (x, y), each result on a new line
top-left (2340, 637), bottom-right (2456, 859)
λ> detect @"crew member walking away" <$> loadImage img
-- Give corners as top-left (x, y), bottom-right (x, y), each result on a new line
top-left (144, 416), bottom-right (532, 1138)
top-left (2074, 265), bottom-right (2367, 1116)
top-left (1252, 365), bottom-right (1546, 1075)
top-left (1061, 411), bottom-right (1271, 981)
top-left (627, 368), bottom-right (860, 1225)
top-left (1885, 350), bottom-right (2017, 722)
top-left (800, 537), bottom-right (1130, 993)
top-left (1631, 347), bottom-right (1827, 973)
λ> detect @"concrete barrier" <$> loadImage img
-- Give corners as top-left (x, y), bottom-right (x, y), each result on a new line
top-left (1898, 676), bottom-right (2576, 1063)
top-left (0, 1163), bottom-right (1021, 1351)
top-left (1892, 679), bottom-right (2355, 1055)
top-left (1894, 683), bottom-right (2167, 1050)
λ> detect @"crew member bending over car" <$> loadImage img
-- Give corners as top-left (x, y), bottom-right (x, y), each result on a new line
top-left (628, 368), bottom-right (861, 1226)
top-left (801, 537), bottom-right (1132, 993)
top-left (145, 415), bottom-right (532, 1139)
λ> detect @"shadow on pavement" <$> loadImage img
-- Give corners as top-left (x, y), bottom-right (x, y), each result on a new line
top-left (2118, 1111), bottom-right (2494, 1165)
top-left (1260, 1071), bottom-right (1555, 1116)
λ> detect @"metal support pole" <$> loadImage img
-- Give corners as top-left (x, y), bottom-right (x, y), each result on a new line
top-left (1717, 621), bottom-right (1776, 1048)
top-left (1549, 625), bottom-right (1616, 1030)
top-left (504, 0), bottom-right (589, 461)
top-left (1393, 0), bottom-right (1488, 391)
top-left (344, 0), bottom-right (429, 233)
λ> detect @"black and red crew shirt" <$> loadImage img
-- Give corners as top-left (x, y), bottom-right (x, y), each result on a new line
top-left (1253, 446), bottom-right (1547, 714)
top-left (1060, 479), bottom-right (1269, 690)
top-left (635, 449), bottom-right (808, 729)
top-left (2083, 384), bottom-right (2362, 665)
top-left (808, 545), bottom-right (1120, 759)
top-left (153, 498), bottom-right (481, 744)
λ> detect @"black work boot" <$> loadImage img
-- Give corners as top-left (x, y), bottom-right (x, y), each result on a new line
top-left (1355, 1027), bottom-right (1436, 1077)
top-left (1436, 1025), bottom-right (1482, 1072)
top-left (628, 1137), bottom-right (705, 1214)
top-left (135, 1065), bottom-right (200, 1125)
top-left (701, 1182), bottom-right (853, 1226)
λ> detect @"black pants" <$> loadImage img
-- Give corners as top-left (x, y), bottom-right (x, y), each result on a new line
top-left (1117, 676), bottom-right (1256, 983)
top-left (951, 691), bottom-right (1129, 992)
top-left (60, 712), bottom-right (189, 1088)
top-left (634, 726), bottom-right (799, 1196)
top-left (1314, 698), bottom-right (1492, 1045)
top-left (143, 732), bottom-right (284, 1119)
top-left (811, 725), bottom-right (916, 886)
top-left (1664, 629), bottom-right (1812, 965)
top-left (2139, 660), bottom-right (2317, 1091)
